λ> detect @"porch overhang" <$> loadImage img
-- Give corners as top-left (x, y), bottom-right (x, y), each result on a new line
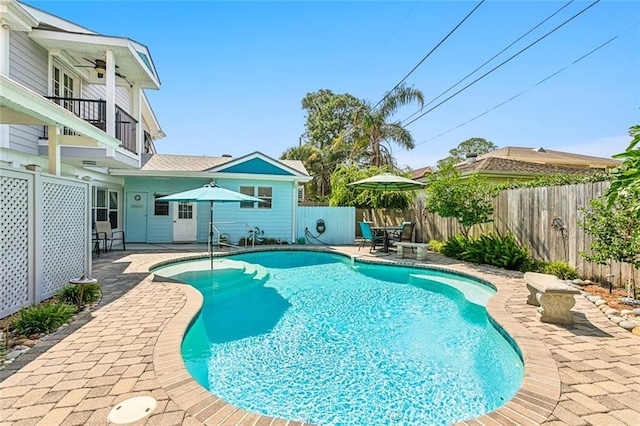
top-left (108, 169), bottom-right (313, 183)
top-left (29, 29), bottom-right (160, 89)
top-left (0, 75), bottom-right (138, 169)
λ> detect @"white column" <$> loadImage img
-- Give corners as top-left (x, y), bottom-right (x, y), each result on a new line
top-left (0, 23), bottom-right (9, 75)
top-left (132, 82), bottom-right (142, 165)
top-left (48, 125), bottom-right (60, 176)
top-left (105, 49), bottom-right (116, 137)
top-left (0, 24), bottom-right (10, 148)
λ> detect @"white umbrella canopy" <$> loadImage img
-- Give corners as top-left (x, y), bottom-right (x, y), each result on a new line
top-left (157, 183), bottom-right (264, 266)
top-left (348, 173), bottom-right (426, 252)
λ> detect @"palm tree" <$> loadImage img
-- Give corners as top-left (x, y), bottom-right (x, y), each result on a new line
top-left (348, 84), bottom-right (424, 167)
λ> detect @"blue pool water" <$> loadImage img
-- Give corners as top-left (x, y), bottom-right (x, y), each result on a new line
top-left (153, 251), bottom-right (523, 425)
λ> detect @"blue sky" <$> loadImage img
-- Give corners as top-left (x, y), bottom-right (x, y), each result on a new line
top-left (30, 0), bottom-right (639, 170)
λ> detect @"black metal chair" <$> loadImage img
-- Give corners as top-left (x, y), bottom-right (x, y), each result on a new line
top-left (95, 221), bottom-right (126, 253)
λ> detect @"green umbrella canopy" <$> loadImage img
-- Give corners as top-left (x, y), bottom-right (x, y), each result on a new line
top-left (348, 173), bottom-right (427, 191)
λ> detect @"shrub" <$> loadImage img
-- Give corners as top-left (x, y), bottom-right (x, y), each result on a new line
top-left (442, 233), bottom-right (529, 270)
top-left (441, 234), bottom-right (470, 259)
top-left (12, 303), bottom-right (75, 335)
top-left (58, 283), bottom-right (101, 306)
top-left (428, 240), bottom-right (445, 253)
top-left (520, 257), bottom-right (548, 273)
top-left (543, 261), bottom-right (580, 280)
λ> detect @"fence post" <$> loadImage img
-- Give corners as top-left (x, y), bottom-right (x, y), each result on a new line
top-left (33, 169), bottom-right (43, 304)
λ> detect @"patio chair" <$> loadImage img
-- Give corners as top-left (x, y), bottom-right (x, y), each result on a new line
top-left (391, 222), bottom-right (416, 250)
top-left (95, 220), bottom-right (126, 253)
top-left (358, 221), bottom-right (383, 253)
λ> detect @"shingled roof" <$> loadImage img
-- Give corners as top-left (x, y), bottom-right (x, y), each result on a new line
top-left (140, 153), bottom-right (308, 175)
top-left (457, 157), bottom-right (601, 175)
top-left (476, 146), bottom-right (620, 169)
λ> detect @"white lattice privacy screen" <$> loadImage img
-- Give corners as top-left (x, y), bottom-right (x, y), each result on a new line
top-left (1, 174), bottom-right (31, 316)
top-left (41, 179), bottom-right (87, 298)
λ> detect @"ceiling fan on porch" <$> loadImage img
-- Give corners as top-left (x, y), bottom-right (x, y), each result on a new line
top-left (77, 58), bottom-right (132, 87)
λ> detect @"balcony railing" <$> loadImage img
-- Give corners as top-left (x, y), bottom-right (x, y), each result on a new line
top-left (44, 97), bottom-right (138, 155)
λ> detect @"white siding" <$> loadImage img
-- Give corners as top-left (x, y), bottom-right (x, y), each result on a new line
top-left (296, 207), bottom-right (355, 245)
top-left (8, 31), bottom-right (48, 155)
top-left (84, 84), bottom-right (131, 114)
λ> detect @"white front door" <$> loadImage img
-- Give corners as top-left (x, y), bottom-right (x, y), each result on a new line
top-left (173, 202), bottom-right (197, 242)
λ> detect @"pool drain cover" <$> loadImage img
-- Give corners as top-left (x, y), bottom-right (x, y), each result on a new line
top-left (108, 396), bottom-right (157, 424)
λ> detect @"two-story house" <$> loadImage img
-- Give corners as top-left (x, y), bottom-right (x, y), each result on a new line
top-left (0, 0), bottom-right (167, 316)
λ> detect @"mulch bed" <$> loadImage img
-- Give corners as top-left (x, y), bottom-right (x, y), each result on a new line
top-left (583, 284), bottom-right (637, 311)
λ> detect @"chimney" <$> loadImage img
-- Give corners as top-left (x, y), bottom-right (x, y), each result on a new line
top-left (466, 152), bottom-right (478, 165)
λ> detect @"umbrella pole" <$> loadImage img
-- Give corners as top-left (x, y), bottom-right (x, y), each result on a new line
top-left (210, 201), bottom-right (213, 269)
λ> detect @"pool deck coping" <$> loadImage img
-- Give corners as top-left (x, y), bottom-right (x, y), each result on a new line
top-left (0, 245), bottom-right (639, 425)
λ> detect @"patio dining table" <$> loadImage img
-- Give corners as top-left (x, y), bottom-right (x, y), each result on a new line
top-left (371, 226), bottom-right (403, 252)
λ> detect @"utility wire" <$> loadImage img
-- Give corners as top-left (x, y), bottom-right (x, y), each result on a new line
top-left (372, 0), bottom-right (485, 111)
top-left (323, 23), bottom-right (635, 170)
top-left (410, 26), bottom-right (635, 148)
top-left (353, 1), bottom-right (421, 81)
top-left (401, 0), bottom-right (575, 124)
top-left (402, 0), bottom-right (601, 128)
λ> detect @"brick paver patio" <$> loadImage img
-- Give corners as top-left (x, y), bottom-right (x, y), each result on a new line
top-left (0, 246), bottom-right (638, 425)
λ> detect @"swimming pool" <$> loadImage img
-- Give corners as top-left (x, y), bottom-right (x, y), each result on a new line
top-left (153, 251), bottom-right (523, 425)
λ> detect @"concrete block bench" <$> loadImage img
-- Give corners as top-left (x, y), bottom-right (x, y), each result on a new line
top-left (524, 272), bottom-right (580, 324)
top-left (393, 242), bottom-right (432, 261)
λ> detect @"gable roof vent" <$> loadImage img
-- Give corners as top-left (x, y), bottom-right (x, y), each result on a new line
top-left (533, 147), bottom-right (547, 152)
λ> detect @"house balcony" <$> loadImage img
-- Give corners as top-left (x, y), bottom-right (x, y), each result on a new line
top-left (44, 97), bottom-right (138, 155)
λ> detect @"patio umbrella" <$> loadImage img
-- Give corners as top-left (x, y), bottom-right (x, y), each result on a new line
top-left (348, 173), bottom-right (427, 252)
top-left (157, 183), bottom-right (263, 267)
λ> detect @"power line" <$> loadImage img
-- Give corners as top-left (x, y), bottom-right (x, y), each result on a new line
top-left (402, 0), bottom-right (601, 128)
top-left (353, 1), bottom-right (422, 82)
top-left (372, 0), bottom-right (485, 111)
top-left (409, 25), bottom-right (636, 149)
top-left (401, 0), bottom-right (576, 124)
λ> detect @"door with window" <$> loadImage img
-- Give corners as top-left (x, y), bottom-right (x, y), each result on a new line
top-left (173, 202), bottom-right (197, 242)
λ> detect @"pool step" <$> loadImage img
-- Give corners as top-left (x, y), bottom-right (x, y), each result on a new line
top-left (409, 274), bottom-right (494, 306)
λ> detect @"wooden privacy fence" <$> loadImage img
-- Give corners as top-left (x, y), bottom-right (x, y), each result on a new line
top-left (359, 181), bottom-right (638, 286)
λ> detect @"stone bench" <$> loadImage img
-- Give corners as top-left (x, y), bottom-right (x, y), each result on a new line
top-left (524, 272), bottom-right (580, 324)
top-left (393, 242), bottom-right (432, 261)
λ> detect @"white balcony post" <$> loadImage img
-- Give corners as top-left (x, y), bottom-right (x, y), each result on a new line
top-left (105, 49), bottom-right (116, 137)
top-left (132, 82), bottom-right (142, 164)
top-left (47, 125), bottom-right (60, 176)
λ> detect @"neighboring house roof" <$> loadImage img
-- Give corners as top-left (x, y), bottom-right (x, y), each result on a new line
top-left (457, 157), bottom-right (599, 175)
top-left (111, 152), bottom-right (311, 180)
top-left (476, 146), bottom-right (620, 169)
top-left (410, 166), bottom-right (433, 181)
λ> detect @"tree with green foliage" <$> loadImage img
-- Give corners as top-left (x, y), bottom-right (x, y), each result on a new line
top-left (423, 164), bottom-right (495, 236)
top-left (607, 124), bottom-right (640, 218)
top-left (329, 163), bottom-right (415, 209)
top-left (437, 137), bottom-right (497, 169)
top-left (347, 83), bottom-right (424, 167)
top-left (281, 90), bottom-right (363, 199)
top-left (579, 186), bottom-right (640, 299)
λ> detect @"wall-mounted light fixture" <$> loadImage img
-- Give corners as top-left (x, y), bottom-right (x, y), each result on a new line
top-left (551, 217), bottom-right (566, 231)
top-left (1, 19), bottom-right (11, 30)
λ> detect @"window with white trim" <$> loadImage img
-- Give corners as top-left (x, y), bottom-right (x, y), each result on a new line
top-left (92, 187), bottom-right (119, 229)
top-left (240, 186), bottom-right (272, 209)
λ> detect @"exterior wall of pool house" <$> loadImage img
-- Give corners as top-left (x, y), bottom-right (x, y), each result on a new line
top-left (123, 176), bottom-right (302, 245)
